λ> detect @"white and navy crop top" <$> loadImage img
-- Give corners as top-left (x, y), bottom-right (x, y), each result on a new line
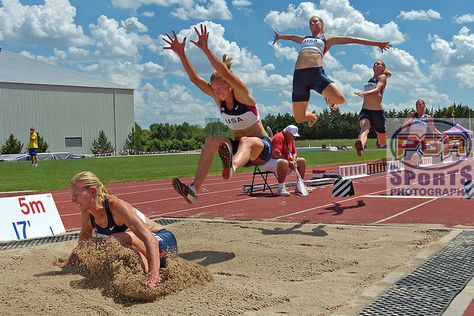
top-left (364, 76), bottom-right (384, 97)
top-left (91, 198), bottom-right (147, 236)
top-left (300, 35), bottom-right (327, 56)
top-left (410, 113), bottom-right (429, 136)
top-left (220, 98), bottom-right (260, 130)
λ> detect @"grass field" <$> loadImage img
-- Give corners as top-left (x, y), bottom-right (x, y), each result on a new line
top-left (0, 139), bottom-right (385, 192)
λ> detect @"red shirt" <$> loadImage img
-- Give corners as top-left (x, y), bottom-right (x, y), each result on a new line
top-left (271, 132), bottom-right (296, 161)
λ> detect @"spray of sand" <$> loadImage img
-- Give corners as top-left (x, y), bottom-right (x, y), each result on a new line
top-left (61, 237), bottom-right (213, 302)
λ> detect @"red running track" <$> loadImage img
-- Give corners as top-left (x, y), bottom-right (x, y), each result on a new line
top-left (52, 165), bottom-right (474, 231)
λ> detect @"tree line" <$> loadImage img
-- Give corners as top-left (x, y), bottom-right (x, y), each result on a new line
top-left (1, 103), bottom-right (472, 154)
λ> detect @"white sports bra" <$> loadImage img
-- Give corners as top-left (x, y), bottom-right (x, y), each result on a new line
top-left (300, 35), bottom-right (327, 56)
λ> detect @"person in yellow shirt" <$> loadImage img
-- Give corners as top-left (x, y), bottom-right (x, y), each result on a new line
top-left (28, 127), bottom-right (39, 167)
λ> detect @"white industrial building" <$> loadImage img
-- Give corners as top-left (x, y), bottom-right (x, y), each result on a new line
top-left (0, 49), bottom-right (134, 154)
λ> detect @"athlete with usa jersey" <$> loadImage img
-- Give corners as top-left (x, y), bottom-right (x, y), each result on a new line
top-left (163, 24), bottom-right (272, 204)
top-left (273, 16), bottom-right (391, 126)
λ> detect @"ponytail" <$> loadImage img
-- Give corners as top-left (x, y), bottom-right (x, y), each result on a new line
top-left (210, 54), bottom-right (233, 82)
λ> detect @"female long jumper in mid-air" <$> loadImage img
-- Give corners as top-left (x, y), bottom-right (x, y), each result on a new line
top-left (163, 25), bottom-right (272, 203)
top-left (273, 15), bottom-right (391, 126)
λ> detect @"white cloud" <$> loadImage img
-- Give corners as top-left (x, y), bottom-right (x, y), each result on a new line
top-left (0, 0), bottom-right (90, 45)
top-left (89, 15), bottom-right (157, 58)
top-left (264, 0), bottom-right (405, 44)
top-left (171, 0), bottom-right (232, 20)
top-left (140, 11), bottom-right (155, 18)
top-left (121, 17), bottom-right (148, 33)
top-left (397, 9), bottom-right (442, 21)
top-left (429, 27), bottom-right (474, 88)
top-left (453, 14), bottom-right (474, 24)
top-left (232, 0), bottom-right (251, 7)
top-left (111, 0), bottom-right (189, 10)
top-left (135, 82), bottom-right (216, 127)
top-left (111, 0), bottom-right (231, 20)
top-left (161, 22), bottom-right (291, 91)
top-left (270, 42), bottom-right (299, 62)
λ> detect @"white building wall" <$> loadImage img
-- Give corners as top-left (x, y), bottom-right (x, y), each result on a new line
top-left (0, 83), bottom-right (134, 154)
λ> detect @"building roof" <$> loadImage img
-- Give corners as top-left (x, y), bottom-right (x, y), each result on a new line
top-left (0, 49), bottom-right (131, 90)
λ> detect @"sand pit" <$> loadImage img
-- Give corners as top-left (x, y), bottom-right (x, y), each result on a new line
top-left (0, 220), bottom-right (449, 315)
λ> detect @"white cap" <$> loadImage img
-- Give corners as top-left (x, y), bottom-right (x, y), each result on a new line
top-left (283, 125), bottom-right (300, 137)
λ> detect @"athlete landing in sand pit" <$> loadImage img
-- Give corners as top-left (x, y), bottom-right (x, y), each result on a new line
top-left (63, 171), bottom-right (178, 288)
top-left (163, 24), bottom-right (272, 204)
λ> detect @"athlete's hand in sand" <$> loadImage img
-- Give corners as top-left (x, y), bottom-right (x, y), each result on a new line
top-left (60, 253), bottom-right (80, 267)
top-left (146, 274), bottom-right (161, 288)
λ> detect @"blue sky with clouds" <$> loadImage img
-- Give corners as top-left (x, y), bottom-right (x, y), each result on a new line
top-left (1, 0), bottom-right (473, 128)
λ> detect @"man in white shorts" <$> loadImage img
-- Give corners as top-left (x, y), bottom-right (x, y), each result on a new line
top-left (262, 125), bottom-right (309, 196)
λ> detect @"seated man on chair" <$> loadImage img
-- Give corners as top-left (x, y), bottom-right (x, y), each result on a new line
top-left (262, 125), bottom-right (309, 196)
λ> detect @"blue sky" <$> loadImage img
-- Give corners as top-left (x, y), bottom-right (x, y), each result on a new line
top-left (1, 0), bottom-right (473, 128)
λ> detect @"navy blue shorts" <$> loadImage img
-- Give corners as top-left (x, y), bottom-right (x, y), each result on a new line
top-left (359, 109), bottom-right (386, 133)
top-left (153, 229), bottom-right (178, 267)
top-left (229, 137), bottom-right (272, 166)
top-left (29, 148), bottom-right (38, 156)
top-left (292, 67), bottom-right (334, 102)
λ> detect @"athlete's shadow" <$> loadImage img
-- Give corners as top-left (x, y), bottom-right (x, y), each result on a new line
top-left (319, 200), bottom-right (366, 215)
top-left (179, 251), bottom-right (235, 266)
top-left (238, 221), bottom-right (328, 237)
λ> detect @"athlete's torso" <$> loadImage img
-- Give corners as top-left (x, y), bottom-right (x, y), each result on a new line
top-left (295, 35), bottom-right (326, 69)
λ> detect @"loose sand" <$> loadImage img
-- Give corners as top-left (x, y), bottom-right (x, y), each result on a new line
top-left (0, 220), bottom-right (449, 315)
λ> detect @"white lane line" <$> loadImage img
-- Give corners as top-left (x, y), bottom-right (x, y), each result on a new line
top-left (371, 197), bottom-right (442, 224)
top-left (362, 194), bottom-right (437, 199)
top-left (270, 187), bottom-right (389, 220)
top-left (59, 187), bottom-right (250, 217)
top-left (156, 197), bottom-right (257, 216)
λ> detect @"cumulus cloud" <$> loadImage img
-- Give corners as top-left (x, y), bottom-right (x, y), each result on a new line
top-left (111, 0), bottom-right (231, 20)
top-left (397, 9), bottom-right (442, 21)
top-left (171, 0), bottom-right (232, 20)
top-left (264, 0), bottom-right (405, 44)
top-left (232, 0), bottom-right (251, 7)
top-left (89, 15), bottom-right (158, 58)
top-left (111, 0), bottom-right (188, 10)
top-left (140, 11), bottom-right (155, 18)
top-left (430, 27), bottom-right (474, 88)
top-left (135, 82), bottom-right (216, 127)
top-left (0, 0), bottom-right (90, 45)
top-left (160, 22), bottom-right (291, 91)
top-left (121, 17), bottom-right (148, 33)
top-left (453, 14), bottom-right (474, 24)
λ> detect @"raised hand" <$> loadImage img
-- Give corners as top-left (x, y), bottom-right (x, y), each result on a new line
top-left (272, 30), bottom-right (280, 45)
top-left (378, 41), bottom-right (392, 52)
top-left (162, 31), bottom-right (186, 55)
top-left (190, 24), bottom-right (209, 51)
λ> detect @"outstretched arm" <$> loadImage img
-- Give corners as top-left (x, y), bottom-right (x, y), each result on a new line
top-left (162, 30), bottom-right (214, 98)
top-left (272, 30), bottom-right (305, 45)
top-left (192, 24), bottom-right (255, 104)
top-left (326, 35), bottom-right (391, 52)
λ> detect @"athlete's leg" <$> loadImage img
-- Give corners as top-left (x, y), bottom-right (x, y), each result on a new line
top-left (293, 101), bottom-right (318, 124)
top-left (321, 83), bottom-right (345, 109)
top-left (193, 135), bottom-right (231, 190)
top-left (233, 136), bottom-right (265, 169)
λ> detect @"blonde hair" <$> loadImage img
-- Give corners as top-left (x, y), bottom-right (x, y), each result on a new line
top-left (210, 54), bottom-right (233, 82)
top-left (375, 60), bottom-right (392, 78)
top-left (71, 171), bottom-right (111, 209)
top-left (310, 16), bottom-right (326, 33)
